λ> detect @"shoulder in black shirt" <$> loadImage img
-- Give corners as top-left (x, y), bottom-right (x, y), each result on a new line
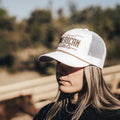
top-left (33, 102), bottom-right (120, 120)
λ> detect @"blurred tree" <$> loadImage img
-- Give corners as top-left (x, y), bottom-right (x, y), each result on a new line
top-left (92, 5), bottom-right (120, 41)
top-left (70, 6), bottom-right (99, 24)
top-left (26, 9), bottom-right (52, 46)
top-left (113, 5), bottom-right (120, 37)
top-left (0, 54), bottom-right (15, 67)
top-left (27, 9), bottom-right (52, 25)
top-left (0, 8), bottom-right (16, 31)
top-left (68, 0), bottom-right (78, 14)
top-left (58, 8), bottom-right (63, 17)
top-left (33, 59), bottom-right (55, 75)
top-left (57, 8), bottom-right (68, 24)
top-left (0, 4), bottom-right (120, 72)
top-left (44, 25), bottom-right (54, 48)
top-left (0, 31), bottom-right (16, 57)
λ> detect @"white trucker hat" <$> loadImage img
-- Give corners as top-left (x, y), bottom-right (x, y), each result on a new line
top-left (39, 28), bottom-right (106, 69)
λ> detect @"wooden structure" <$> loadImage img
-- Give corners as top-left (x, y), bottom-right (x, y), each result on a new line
top-left (0, 64), bottom-right (120, 119)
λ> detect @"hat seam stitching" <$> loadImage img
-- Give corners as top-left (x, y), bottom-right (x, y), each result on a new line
top-left (56, 49), bottom-right (91, 65)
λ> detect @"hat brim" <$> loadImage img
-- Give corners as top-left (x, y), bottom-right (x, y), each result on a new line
top-left (38, 50), bottom-right (89, 68)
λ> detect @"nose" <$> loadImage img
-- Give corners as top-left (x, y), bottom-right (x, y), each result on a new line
top-left (56, 70), bottom-right (67, 81)
top-left (59, 75), bottom-right (69, 82)
top-left (57, 70), bottom-right (67, 77)
top-left (59, 76), bottom-right (64, 80)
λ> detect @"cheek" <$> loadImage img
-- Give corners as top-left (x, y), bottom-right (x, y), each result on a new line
top-left (57, 69), bottom-right (84, 93)
top-left (69, 72), bottom-right (84, 92)
top-left (71, 79), bottom-right (83, 91)
top-left (59, 77), bottom-right (83, 93)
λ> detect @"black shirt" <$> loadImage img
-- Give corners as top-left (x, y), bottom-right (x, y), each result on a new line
top-left (33, 102), bottom-right (120, 120)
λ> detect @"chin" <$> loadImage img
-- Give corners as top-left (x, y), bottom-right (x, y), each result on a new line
top-left (59, 86), bottom-right (73, 93)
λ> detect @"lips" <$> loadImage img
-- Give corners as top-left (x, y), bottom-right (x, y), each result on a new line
top-left (58, 78), bottom-right (70, 85)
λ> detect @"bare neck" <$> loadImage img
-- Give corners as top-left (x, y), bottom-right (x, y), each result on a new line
top-left (69, 93), bottom-right (79, 104)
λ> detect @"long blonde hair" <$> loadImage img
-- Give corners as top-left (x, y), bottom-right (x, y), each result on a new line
top-left (44, 65), bottom-right (120, 120)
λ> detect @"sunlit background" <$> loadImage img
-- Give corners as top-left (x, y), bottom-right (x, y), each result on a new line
top-left (0, 0), bottom-right (120, 119)
top-left (0, 0), bottom-right (120, 76)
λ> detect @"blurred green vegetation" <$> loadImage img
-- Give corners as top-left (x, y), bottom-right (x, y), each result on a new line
top-left (0, 4), bottom-right (120, 75)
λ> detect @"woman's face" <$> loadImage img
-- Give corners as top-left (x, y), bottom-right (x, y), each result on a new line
top-left (56, 62), bottom-right (84, 93)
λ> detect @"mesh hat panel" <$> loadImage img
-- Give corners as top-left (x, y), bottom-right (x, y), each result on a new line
top-left (88, 32), bottom-right (105, 59)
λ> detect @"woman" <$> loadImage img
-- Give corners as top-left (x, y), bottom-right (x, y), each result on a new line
top-left (34, 28), bottom-right (120, 120)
